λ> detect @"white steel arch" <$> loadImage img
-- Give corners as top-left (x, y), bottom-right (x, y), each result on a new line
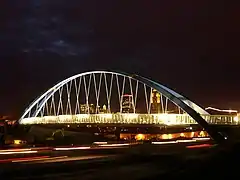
top-left (19, 70), bottom-right (209, 124)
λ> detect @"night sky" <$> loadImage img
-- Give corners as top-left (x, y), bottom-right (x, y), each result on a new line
top-left (1, 1), bottom-right (239, 118)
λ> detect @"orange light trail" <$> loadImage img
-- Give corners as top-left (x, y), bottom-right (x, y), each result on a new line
top-left (0, 156), bottom-right (49, 163)
top-left (186, 144), bottom-right (213, 149)
top-left (13, 156), bottom-right (68, 163)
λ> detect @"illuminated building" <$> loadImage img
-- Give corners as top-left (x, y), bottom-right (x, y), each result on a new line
top-left (121, 94), bottom-right (134, 113)
top-left (80, 104), bottom-right (95, 114)
top-left (0, 116), bottom-right (16, 126)
top-left (99, 105), bottom-right (107, 113)
top-left (135, 134), bottom-right (145, 141)
top-left (120, 131), bottom-right (209, 141)
top-left (151, 89), bottom-right (161, 113)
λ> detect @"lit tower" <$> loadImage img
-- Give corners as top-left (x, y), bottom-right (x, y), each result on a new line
top-left (150, 89), bottom-right (161, 113)
top-left (121, 94), bottom-right (134, 113)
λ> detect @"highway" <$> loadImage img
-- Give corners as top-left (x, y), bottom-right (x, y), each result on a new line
top-left (0, 139), bottom-right (216, 179)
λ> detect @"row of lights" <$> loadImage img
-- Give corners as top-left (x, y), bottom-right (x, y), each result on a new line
top-left (20, 113), bottom-right (239, 125)
top-left (134, 131), bottom-right (207, 141)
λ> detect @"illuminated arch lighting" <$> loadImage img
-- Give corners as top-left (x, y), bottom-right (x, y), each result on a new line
top-left (18, 70), bottom-right (225, 142)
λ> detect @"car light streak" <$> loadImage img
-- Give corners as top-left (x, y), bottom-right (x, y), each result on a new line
top-left (33, 155), bottom-right (108, 164)
top-left (93, 142), bottom-right (108, 145)
top-left (151, 141), bottom-right (177, 144)
top-left (192, 137), bottom-right (211, 141)
top-left (0, 156), bottom-right (49, 163)
top-left (0, 150), bottom-right (38, 155)
top-left (99, 143), bottom-right (130, 147)
top-left (186, 144), bottom-right (213, 149)
top-left (176, 139), bottom-right (197, 143)
top-left (54, 146), bottom-right (91, 151)
top-left (16, 156), bottom-right (68, 163)
top-left (0, 148), bottom-right (31, 152)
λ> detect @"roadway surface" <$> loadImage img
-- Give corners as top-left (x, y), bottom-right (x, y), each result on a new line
top-left (0, 139), bottom-right (223, 179)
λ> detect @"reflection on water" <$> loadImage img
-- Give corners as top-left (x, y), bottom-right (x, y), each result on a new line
top-left (120, 131), bottom-right (208, 141)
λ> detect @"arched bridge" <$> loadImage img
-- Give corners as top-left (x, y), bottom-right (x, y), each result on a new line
top-left (19, 71), bottom-right (239, 142)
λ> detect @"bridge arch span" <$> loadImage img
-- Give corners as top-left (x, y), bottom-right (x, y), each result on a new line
top-left (19, 70), bottom-right (225, 142)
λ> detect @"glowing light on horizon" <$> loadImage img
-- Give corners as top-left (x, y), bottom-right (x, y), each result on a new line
top-left (205, 107), bottom-right (238, 113)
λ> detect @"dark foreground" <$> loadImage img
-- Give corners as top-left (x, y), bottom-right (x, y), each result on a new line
top-left (0, 141), bottom-right (239, 179)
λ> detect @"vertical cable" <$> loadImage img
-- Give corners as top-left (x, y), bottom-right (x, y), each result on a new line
top-left (148, 87), bottom-right (152, 114)
top-left (144, 84), bottom-right (149, 113)
top-left (65, 82), bottom-right (71, 115)
top-left (160, 94), bottom-right (164, 113)
top-left (108, 74), bottom-right (113, 113)
top-left (41, 103), bottom-right (45, 117)
top-left (36, 102), bottom-right (39, 116)
top-left (134, 80), bottom-right (139, 113)
top-left (83, 76), bottom-right (88, 114)
top-left (46, 101), bottom-right (49, 116)
top-left (77, 77), bottom-right (82, 114)
top-left (129, 77), bottom-right (135, 113)
top-left (28, 109), bottom-right (31, 118)
top-left (104, 73), bottom-right (109, 113)
top-left (74, 78), bottom-right (81, 115)
top-left (57, 87), bottom-right (63, 115)
top-left (93, 73), bottom-right (98, 113)
top-left (50, 95), bottom-right (54, 115)
top-left (120, 76), bottom-right (126, 113)
top-left (67, 80), bottom-right (73, 115)
top-left (95, 73), bottom-right (102, 113)
top-left (87, 74), bottom-right (92, 114)
top-left (116, 74), bottom-right (121, 111)
top-left (52, 95), bottom-right (56, 116)
top-left (65, 83), bottom-right (69, 114)
top-left (165, 98), bottom-right (168, 113)
top-left (83, 74), bottom-right (92, 114)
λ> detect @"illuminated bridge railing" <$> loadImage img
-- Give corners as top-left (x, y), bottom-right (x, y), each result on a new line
top-left (20, 113), bottom-right (240, 126)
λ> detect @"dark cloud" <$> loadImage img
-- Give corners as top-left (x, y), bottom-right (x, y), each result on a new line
top-left (0, 1), bottom-right (240, 117)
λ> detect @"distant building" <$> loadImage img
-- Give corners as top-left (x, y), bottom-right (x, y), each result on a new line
top-left (80, 104), bottom-right (95, 114)
top-left (121, 94), bottom-right (134, 113)
top-left (99, 104), bottom-right (108, 113)
top-left (102, 105), bottom-right (107, 113)
top-left (150, 89), bottom-right (161, 113)
top-left (0, 116), bottom-right (16, 126)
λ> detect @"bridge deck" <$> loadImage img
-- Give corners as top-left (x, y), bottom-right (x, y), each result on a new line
top-left (20, 113), bottom-right (240, 126)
